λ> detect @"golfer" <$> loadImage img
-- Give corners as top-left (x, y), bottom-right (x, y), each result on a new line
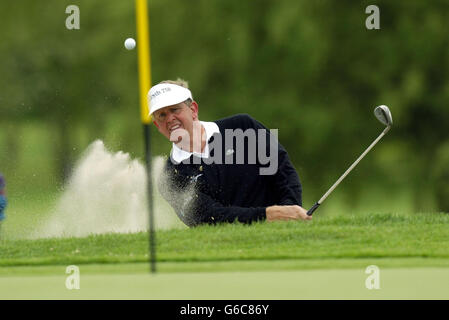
top-left (150, 79), bottom-right (311, 227)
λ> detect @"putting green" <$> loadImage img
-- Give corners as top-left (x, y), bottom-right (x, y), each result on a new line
top-left (1, 264), bottom-right (448, 299)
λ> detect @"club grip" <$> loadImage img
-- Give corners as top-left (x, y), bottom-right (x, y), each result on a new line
top-left (307, 202), bottom-right (320, 216)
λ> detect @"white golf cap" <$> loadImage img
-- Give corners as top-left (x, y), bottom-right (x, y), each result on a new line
top-left (148, 83), bottom-right (193, 115)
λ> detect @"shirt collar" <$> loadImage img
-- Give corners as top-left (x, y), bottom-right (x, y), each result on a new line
top-left (170, 121), bottom-right (220, 163)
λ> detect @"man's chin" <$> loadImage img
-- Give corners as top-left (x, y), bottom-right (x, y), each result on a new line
top-left (170, 128), bottom-right (188, 144)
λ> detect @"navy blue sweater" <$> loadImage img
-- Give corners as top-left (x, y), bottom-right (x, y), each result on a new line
top-left (158, 114), bottom-right (302, 227)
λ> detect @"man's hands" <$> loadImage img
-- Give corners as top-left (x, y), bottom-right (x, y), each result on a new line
top-left (266, 205), bottom-right (312, 222)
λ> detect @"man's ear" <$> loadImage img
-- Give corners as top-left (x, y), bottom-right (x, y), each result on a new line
top-left (190, 101), bottom-right (199, 120)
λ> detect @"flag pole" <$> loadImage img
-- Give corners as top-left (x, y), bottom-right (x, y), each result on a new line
top-left (135, 0), bottom-right (155, 273)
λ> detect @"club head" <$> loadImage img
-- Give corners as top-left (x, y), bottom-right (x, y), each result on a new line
top-left (374, 105), bottom-right (393, 127)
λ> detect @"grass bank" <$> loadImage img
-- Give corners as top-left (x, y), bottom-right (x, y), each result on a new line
top-left (1, 213), bottom-right (448, 270)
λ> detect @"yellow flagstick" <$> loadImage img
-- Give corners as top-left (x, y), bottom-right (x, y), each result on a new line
top-left (135, 0), bottom-right (156, 273)
top-left (136, 0), bottom-right (151, 124)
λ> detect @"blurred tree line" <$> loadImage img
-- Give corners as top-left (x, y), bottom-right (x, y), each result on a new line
top-left (0, 0), bottom-right (448, 212)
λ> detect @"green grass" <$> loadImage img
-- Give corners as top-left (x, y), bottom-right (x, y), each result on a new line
top-left (2, 267), bottom-right (449, 299)
top-left (1, 213), bottom-right (449, 270)
top-left (2, 212), bottom-right (449, 299)
top-left (0, 190), bottom-right (60, 240)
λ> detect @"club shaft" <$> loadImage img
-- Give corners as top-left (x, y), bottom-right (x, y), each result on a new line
top-left (317, 126), bottom-right (390, 205)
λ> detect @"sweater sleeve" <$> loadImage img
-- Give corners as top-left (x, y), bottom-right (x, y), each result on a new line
top-left (188, 190), bottom-right (266, 226)
top-left (158, 161), bottom-right (266, 227)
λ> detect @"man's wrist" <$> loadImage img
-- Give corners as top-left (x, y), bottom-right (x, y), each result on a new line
top-left (265, 205), bottom-right (280, 220)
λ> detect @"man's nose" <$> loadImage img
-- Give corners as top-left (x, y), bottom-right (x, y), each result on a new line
top-left (166, 111), bottom-right (177, 124)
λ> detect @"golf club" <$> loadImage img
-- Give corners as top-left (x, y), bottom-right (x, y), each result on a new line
top-left (307, 105), bottom-right (393, 216)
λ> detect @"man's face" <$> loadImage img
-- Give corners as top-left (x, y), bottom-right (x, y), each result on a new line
top-left (152, 101), bottom-right (199, 144)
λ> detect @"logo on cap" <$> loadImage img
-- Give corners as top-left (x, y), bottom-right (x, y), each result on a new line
top-left (150, 87), bottom-right (172, 100)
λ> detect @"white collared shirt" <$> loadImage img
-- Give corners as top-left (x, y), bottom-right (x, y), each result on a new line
top-left (170, 121), bottom-right (220, 163)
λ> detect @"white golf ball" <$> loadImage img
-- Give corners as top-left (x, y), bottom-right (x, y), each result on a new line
top-left (124, 38), bottom-right (136, 50)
